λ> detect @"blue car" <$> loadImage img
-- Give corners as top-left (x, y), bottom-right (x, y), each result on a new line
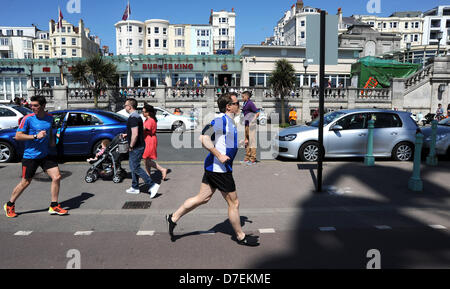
top-left (0, 109), bottom-right (128, 163)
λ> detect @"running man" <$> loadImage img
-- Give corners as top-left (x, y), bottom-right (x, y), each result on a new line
top-left (166, 92), bottom-right (259, 246)
top-left (4, 95), bottom-right (67, 218)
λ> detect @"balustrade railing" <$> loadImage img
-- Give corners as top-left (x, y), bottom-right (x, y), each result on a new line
top-left (404, 64), bottom-right (433, 89)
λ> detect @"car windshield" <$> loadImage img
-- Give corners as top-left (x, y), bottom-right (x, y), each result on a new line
top-left (438, 118), bottom-right (450, 126)
top-left (309, 111), bottom-right (347, 127)
top-left (12, 106), bottom-right (32, 116)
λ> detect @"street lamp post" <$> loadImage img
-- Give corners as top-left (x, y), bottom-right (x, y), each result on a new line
top-left (303, 59), bottom-right (309, 86)
top-left (406, 42), bottom-right (411, 63)
top-left (29, 63), bottom-right (34, 89)
top-left (158, 58), bottom-right (164, 86)
top-left (437, 31), bottom-right (443, 56)
top-left (57, 58), bottom-right (64, 85)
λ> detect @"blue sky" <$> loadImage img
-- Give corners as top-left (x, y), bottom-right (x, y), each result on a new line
top-left (2, 0), bottom-right (448, 53)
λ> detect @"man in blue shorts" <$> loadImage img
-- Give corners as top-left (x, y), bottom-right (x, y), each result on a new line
top-left (4, 95), bottom-right (67, 218)
top-left (166, 92), bottom-right (259, 246)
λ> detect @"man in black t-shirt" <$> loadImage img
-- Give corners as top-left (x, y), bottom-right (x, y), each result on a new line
top-left (121, 98), bottom-right (156, 197)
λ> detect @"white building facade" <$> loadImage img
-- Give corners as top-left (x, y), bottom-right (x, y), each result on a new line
top-left (209, 9), bottom-right (236, 54)
top-left (0, 26), bottom-right (36, 59)
top-left (422, 6), bottom-right (450, 51)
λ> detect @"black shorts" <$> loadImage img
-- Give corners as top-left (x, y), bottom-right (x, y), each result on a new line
top-left (22, 157), bottom-right (58, 179)
top-left (202, 171), bottom-right (236, 193)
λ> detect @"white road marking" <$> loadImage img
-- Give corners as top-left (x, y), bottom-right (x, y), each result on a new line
top-left (14, 231), bottom-right (32, 236)
top-left (429, 225), bottom-right (447, 230)
top-left (74, 231), bottom-right (94, 236)
top-left (319, 227), bottom-right (336, 231)
top-left (136, 231), bottom-right (155, 236)
top-left (259, 228), bottom-right (276, 234)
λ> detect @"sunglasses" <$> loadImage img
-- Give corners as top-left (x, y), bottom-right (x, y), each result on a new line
top-left (31, 104), bottom-right (41, 108)
top-left (230, 101), bottom-right (239, 106)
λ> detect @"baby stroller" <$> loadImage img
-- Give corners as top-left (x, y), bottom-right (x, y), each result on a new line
top-left (85, 134), bottom-right (128, 184)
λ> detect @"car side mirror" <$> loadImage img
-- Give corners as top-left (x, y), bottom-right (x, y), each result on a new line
top-left (163, 113), bottom-right (169, 117)
top-left (331, 125), bottom-right (343, 131)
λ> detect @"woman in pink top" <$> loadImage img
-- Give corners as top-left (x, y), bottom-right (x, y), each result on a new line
top-left (142, 104), bottom-right (169, 181)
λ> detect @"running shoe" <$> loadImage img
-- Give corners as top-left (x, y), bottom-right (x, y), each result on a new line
top-left (236, 234), bottom-right (260, 247)
top-left (4, 203), bottom-right (17, 218)
top-left (48, 204), bottom-right (68, 216)
top-left (126, 187), bottom-right (140, 194)
top-left (166, 214), bottom-right (177, 239)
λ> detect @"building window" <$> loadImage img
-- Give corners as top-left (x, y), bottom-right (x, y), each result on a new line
top-left (405, 22), bottom-right (409, 29)
top-left (147, 39), bottom-right (151, 47)
top-left (220, 41), bottom-right (228, 49)
top-left (17, 30), bottom-right (23, 36)
top-left (175, 27), bottom-right (184, 36)
top-left (155, 39), bottom-right (159, 47)
top-left (431, 19), bottom-right (441, 28)
top-left (139, 40), bottom-right (143, 47)
top-left (249, 73), bottom-right (267, 87)
top-left (45, 45), bottom-right (49, 51)
top-left (72, 49), bottom-right (76, 56)
top-left (301, 32), bottom-right (305, 39)
top-left (139, 27), bottom-right (143, 33)
top-left (219, 18), bottom-right (228, 23)
top-left (415, 22), bottom-right (419, 29)
top-left (175, 39), bottom-right (184, 48)
top-left (219, 28), bottom-right (228, 36)
top-left (72, 38), bottom-right (76, 45)
top-left (163, 28), bottom-right (167, 35)
top-left (301, 21), bottom-right (305, 27)
top-left (163, 39), bottom-right (167, 48)
top-left (147, 27), bottom-right (151, 34)
top-left (67, 27), bottom-right (71, 33)
top-left (119, 40), bottom-right (122, 47)
top-left (38, 44), bottom-right (43, 50)
top-left (62, 48), bottom-right (66, 56)
top-left (61, 37), bottom-right (66, 45)
top-left (128, 39), bottom-right (132, 46)
top-left (155, 27), bottom-right (159, 34)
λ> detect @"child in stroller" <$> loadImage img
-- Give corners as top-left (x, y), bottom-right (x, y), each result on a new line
top-left (85, 135), bottom-right (128, 183)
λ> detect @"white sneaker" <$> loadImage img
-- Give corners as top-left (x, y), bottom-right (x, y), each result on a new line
top-left (148, 183), bottom-right (160, 199)
top-left (126, 187), bottom-right (140, 194)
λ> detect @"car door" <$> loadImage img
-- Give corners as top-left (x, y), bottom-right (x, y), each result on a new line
top-left (155, 108), bottom-right (171, 130)
top-left (59, 112), bottom-right (101, 155)
top-left (326, 113), bottom-right (369, 156)
top-left (368, 112), bottom-right (403, 156)
top-left (0, 107), bottom-right (18, 129)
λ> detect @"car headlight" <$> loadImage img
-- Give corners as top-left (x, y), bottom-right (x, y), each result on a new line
top-left (279, 134), bottom-right (297, 141)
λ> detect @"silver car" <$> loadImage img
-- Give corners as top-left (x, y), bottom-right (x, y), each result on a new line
top-left (274, 109), bottom-right (419, 162)
top-left (423, 118), bottom-right (450, 157)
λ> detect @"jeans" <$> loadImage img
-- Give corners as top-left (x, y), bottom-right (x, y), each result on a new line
top-left (129, 146), bottom-right (152, 189)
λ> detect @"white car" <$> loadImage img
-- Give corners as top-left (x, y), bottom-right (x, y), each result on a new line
top-left (0, 105), bottom-right (33, 130)
top-left (117, 106), bottom-right (197, 133)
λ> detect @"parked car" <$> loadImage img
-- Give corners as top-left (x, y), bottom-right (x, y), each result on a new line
top-left (0, 109), bottom-right (127, 163)
top-left (117, 106), bottom-right (197, 133)
top-left (273, 109), bottom-right (419, 162)
top-left (423, 117), bottom-right (450, 157)
top-left (0, 105), bottom-right (33, 130)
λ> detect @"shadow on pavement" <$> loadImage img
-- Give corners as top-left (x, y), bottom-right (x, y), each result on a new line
top-left (170, 216), bottom-right (252, 242)
top-left (252, 162), bottom-right (450, 269)
top-left (17, 192), bottom-right (94, 216)
top-left (32, 170), bottom-right (72, 182)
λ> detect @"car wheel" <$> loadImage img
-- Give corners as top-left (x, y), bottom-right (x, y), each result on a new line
top-left (172, 121), bottom-right (186, 133)
top-left (392, 142), bottom-right (414, 161)
top-left (298, 141), bottom-right (322, 162)
top-left (0, 142), bottom-right (15, 163)
top-left (259, 118), bottom-right (267, 126)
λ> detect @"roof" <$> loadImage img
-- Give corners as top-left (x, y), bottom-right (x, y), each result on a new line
top-left (389, 11), bottom-right (422, 17)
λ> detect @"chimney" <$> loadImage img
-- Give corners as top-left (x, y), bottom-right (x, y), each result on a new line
top-left (232, 7), bottom-right (234, 12)
top-left (296, 0), bottom-right (304, 11)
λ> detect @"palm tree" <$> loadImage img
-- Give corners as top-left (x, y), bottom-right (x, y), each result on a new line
top-left (70, 54), bottom-right (118, 108)
top-left (268, 59), bottom-right (296, 126)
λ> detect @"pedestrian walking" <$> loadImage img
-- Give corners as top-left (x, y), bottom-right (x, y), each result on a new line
top-left (436, 103), bottom-right (444, 121)
top-left (446, 104), bottom-right (450, 118)
top-left (121, 98), bottom-right (157, 198)
top-left (242, 91), bottom-right (259, 165)
top-left (166, 92), bottom-right (259, 246)
top-left (4, 95), bottom-right (67, 218)
top-left (142, 104), bottom-right (169, 182)
top-left (289, 107), bottom-right (297, 126)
